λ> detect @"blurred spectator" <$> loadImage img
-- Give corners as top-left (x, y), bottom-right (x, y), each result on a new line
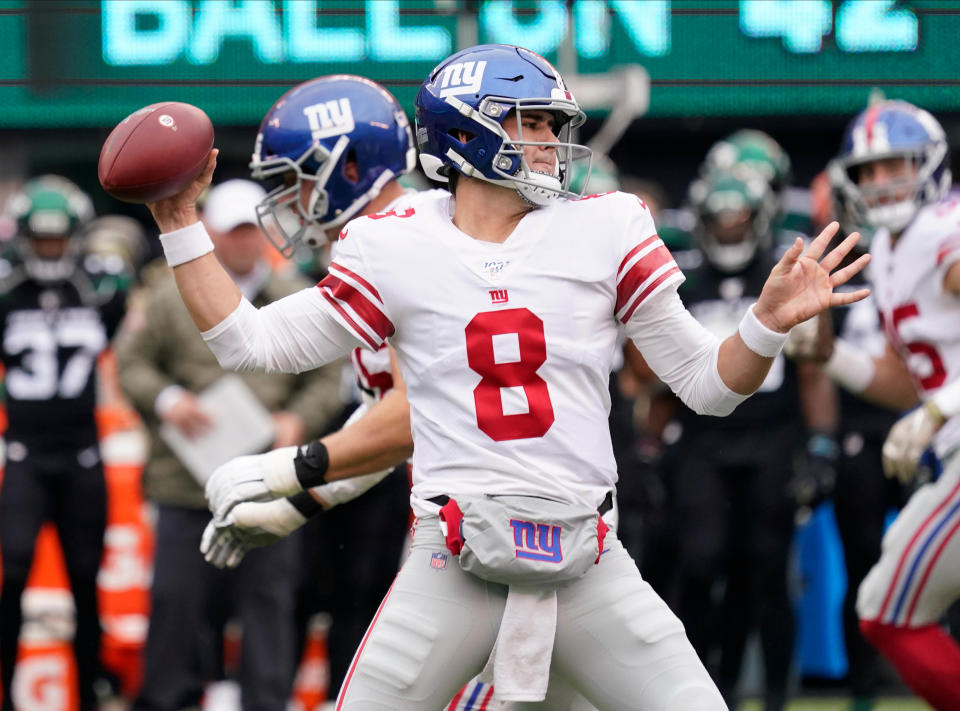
top-left (83, 214), bottom-right (150, 288)
top-left (666, 166), bottom-right (840, 711)
top-left (0, 175), bottom-right (127, 711)
top-left (115, 179), bottom-right (344, 711)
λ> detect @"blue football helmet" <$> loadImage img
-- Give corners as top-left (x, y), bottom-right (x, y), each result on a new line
top-left (415, 44), bottom-right (592, 206)
top-left (828, 100), bottom-right (950, 234)
top-left (250, 75), bottom-right (416, 256)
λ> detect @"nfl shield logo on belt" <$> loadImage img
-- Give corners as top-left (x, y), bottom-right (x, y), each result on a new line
top-left (430, 551), bottom-right (448, 570)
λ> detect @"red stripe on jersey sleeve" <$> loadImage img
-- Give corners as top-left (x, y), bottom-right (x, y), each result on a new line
top-left (615, 244), bottom-right (676, 313)
top-left (620, 266), bottom-right (682, 323)
top-left (329, 261), bottom-right (384, 302)
top-left (318, 274), bottom-right (394, 341)
top-left (617, 233), bottom-right (659, 274)
top-left (351, 347), bottom-right (394, 395)
top-left (936, 233), bottom-right (960, 266)
top-left (318, 290), bottom-right (379, 349)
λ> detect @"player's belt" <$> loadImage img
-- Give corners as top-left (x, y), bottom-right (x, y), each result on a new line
top-left (428, 490), bottom-right (614, 516)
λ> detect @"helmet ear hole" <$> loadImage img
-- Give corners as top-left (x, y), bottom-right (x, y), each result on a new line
top-left (343, 150), bottom-right (360, 184)
top-left (447, 128), bottom-right (475, 145)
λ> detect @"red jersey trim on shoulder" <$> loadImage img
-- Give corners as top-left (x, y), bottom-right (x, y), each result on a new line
top-left (318, 289), bottom-right (379, 349)
top-left (366, 207), bottom-right (416, 220)
top-left (617, 233), bottom-right (660, 275)
top-left (577, 191), bottom-right (616, 201)
top-left (329, 261), bottom-right (384, 303)
top-left (619, 266), bottom-right (682, 323)
top-left (318, 274), bottom-right (394, 343)
top-left (616, 243), bottom-right (676, 314)
top-left (936, 232), bottom-right (960, 266)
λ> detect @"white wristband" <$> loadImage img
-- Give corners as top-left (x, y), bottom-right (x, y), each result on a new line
top-left (160, 221), bottom-right (214, 267)
top-left (738, 304), bottom-right (788, 358)
top-left (823, 339), bottom-right (876, 393)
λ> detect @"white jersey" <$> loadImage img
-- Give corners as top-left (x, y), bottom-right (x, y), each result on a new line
top-left (340, 192), bottom-right (441, 407)
top-left (319, 190), bottom-right (684, 515)
top-left (870, 198), bottom-right (960, 457)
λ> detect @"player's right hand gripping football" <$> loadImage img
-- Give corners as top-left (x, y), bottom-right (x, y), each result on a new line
top-left (200, 498), bottom-right (308, 569)
top-left (146, 149), bottom-right (218, 234)
top-left (205, 446), bottom-right (302, 522)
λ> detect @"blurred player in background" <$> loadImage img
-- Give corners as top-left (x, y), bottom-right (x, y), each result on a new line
top-left (0, 176), bottom-right (127, 711)
top-left (791, 99), bottom-right (960, 710)
top-left (116, 178), bottom-right (344, 711)
top-left (242, 74), bottom-right (421, 702)
top-left (788, 170), bottom-right (905, 711)
top-left (664, 163), bottom-right (839, 711)
top-left (150, 44), bottom-right (868, 709)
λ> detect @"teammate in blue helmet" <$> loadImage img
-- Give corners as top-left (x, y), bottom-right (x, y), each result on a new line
top-left (415, 43), bottom-right (592, 206)
top-left (251, 75), bottom-right (416, 256)
top-left (828, 99), bottom-right (950, 235)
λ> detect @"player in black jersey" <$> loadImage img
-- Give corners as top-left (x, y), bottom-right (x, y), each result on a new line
top-left (664, 168), bottom-right (839, 711)
top-left (0, 176), bottom-right (127, 711)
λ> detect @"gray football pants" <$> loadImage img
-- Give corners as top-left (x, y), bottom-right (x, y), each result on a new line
top-left (334, 516), bottom-right (726, 711)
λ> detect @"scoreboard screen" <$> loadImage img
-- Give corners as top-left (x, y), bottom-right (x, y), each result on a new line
top-left (1, 0), bottom-right (958, 127)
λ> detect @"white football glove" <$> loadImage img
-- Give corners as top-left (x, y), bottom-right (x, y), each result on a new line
top-left (200, 497), bottom-right (308, 569)
top-left (882, 403), bottom-right (943, 485)
top-left (200, 521), bottom-right (247, 569)
top-left (205, 446), bottom-right (300, 522)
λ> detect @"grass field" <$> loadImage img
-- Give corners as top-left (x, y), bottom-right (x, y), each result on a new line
top-left (739, 698), bottom-right (932, 711)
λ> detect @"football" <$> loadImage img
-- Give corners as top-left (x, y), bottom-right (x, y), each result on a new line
top-left (98, 102), bottom-right (214, 204)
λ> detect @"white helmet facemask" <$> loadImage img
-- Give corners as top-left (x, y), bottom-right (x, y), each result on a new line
top-left (434, 96), bottom-right (592, 207)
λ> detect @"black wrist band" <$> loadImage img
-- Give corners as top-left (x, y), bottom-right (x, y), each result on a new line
top-left (293, 440), bottom-right (330, 488)
top-left (288, 491), bottom-right (324, 519)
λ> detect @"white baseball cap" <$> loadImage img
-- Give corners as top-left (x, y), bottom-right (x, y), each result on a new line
top-left (203, 179), bottom-right (267, 234)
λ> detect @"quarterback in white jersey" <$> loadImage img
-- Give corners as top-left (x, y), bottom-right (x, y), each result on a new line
top-left (150, 45), bottom-right (867, 711)
top-left (812, 100), bottom-right (960, 710)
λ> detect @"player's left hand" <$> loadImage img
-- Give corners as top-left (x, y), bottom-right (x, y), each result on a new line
top-left (200, 497), bottom-right (308, 569)
top-left (205, 446), bottom-right (301, 522)
top-left (882, 403), bottom-right (943, 484)
top-left (200, 520), bottom-right (247, 569)
top-left (755, 222), bottom-right (870, 333)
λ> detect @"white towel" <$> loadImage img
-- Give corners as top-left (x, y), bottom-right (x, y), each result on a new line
top-left (478, 585), bottom-right (557, 702)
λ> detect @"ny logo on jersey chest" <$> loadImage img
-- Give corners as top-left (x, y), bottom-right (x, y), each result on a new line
top-left (510, 519), bottom-right (562, 563)
top-left (489, 289), bottom-right (509, 304)
top-left (303, 98), bottom-right (354, 140)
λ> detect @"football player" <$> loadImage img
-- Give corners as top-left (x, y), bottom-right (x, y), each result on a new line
top-left (146, 44), bottom-right (867, 709)
top-left (668, 167), bottom-right (839, 711)
top-left (0, 176), bottom-right (127, 711)
top-left (790, 100), bottom-right (960, 710)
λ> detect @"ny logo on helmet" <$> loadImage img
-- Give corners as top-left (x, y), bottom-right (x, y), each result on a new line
top-left (303, 99), bottom-right (355, 140)
top-left (438, 60), bottom-right (487, 99)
